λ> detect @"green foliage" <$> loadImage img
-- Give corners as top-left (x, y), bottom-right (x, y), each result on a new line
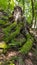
top-left (0, 0), bottom-right (36, 54)
top-left (0, 0), bottom-right (8, 10)
top-left (3, 22), bottom-right (23, 42)
top-left (10, 62), bottom-right (15, 65)
top-left (0, 20), bottom-right (7, 25)
top-left (0, 1), bottom-right (37, 65)
top-left (0, 41), bottom-right (7, 49)
top-left (0, 18), bottom-right (34, 54)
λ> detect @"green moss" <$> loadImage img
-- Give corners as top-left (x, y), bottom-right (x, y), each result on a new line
top-left (3, 21), bottom-right (17, 35)
top-left (3, 22), bottom-right (23, 42)
top-left (19, 38), bottom-right (33, 54)
top-left (0, 20), bottom-right (8, 25)
top-left (2, 21), bottom-right (17, 42)
top-left (9, 22), bottom-right (23, 39)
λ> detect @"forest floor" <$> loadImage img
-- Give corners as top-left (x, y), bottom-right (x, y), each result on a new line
top-left (0, 29), bottom-right (37, 65)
